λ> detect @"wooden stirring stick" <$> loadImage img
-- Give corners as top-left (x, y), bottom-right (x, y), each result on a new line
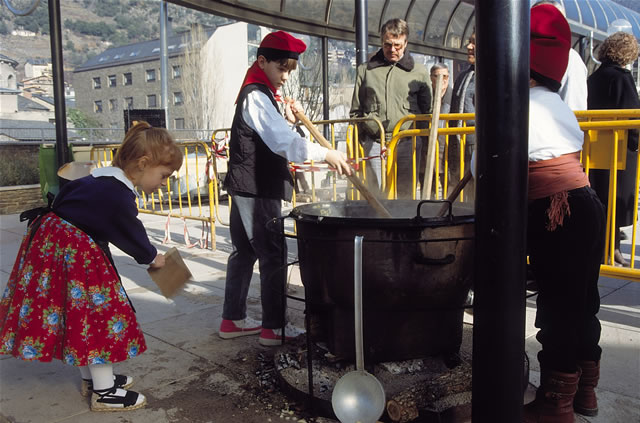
top-left (436, 169), bottom-right (472, 217)
top-left (293, 109), bottom-right (393, 218)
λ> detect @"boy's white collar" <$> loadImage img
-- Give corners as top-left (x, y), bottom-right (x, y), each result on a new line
top-left (91, 166), bottom-right (140, 198)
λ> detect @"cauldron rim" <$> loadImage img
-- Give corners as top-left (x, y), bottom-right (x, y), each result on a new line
top-left (290, 199), bottom-right (474, 227)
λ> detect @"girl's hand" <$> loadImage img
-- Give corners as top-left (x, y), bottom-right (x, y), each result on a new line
top-left (149, 253), bottom-right (165, 269)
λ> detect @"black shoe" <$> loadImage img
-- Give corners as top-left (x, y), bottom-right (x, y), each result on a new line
top-left (82, 374), bottom-right (133, 397)
top-left (91, 386), bottom-right (146, 412)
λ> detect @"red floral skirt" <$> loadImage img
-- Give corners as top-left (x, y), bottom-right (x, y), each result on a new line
top-left (0, 213), bottom-right (147, 366)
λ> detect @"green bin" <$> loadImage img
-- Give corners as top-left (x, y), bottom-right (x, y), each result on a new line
top-left (38, 145), bottom-right (74, 201)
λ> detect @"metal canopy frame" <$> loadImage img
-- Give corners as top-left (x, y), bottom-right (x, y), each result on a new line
top-left (164, 0), bottom-right (477, 60)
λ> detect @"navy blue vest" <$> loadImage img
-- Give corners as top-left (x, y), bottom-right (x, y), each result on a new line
top-left (223, 84), bottom-right (294, 201)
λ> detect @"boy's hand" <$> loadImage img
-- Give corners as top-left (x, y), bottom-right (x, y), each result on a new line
top-left (284, 97), bottom-right (303, 124)
top-left (149, 253), bottom-right (165, 269)
top-left (325, 150), bottom-right (352, 176)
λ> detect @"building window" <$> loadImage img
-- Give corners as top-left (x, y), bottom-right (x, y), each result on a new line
top-left (172, 65), bottom-right (181, 79)
top-left (123, 72), bottom-right (132, 86)
top-left (247, 24), bottom-right (261, 44)
top-left (173, 92), bottom-right (183, 106)
top-left (94, 100), bottom-right (103, 113)
top-left (109, 99), bottom-right (117, 112)
top-left (108, 75), bottom-right (116, 87)
top-left (147, 94), bottom-right (157, 108)
top-left (124, 97), bottom-right (133, 109)
top-left (93, 77), bottom-right (101, 89)
top-left (146, 69), bottom-right (156, 82)
top-left (174, 118), bottom-right (185, 129)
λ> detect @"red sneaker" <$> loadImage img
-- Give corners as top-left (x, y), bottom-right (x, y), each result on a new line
top-left (258, 324), bottom-right (305, 346)
top-left (218, 317), bottom-right (262, 339)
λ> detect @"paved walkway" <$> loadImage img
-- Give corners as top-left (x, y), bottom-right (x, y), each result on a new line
top-left (0, 205), bottom-right (638, 422)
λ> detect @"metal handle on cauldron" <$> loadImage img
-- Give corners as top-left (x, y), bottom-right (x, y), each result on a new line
top-left (436, 169), bottom-right (473, 217)
top-left (414, 253), bottom-right (456, 266)
top-left (416, 199), bottom-right (453, 220)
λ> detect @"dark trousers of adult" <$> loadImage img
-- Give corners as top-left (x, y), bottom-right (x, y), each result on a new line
top-left (448, 138), bottom-right (475, 203)
top-left (360, 134), bottom-right (423, 199)
top-left (527, 186), bottom-right (605, 373)
top-left (222, 192), bottom-right (286, 329)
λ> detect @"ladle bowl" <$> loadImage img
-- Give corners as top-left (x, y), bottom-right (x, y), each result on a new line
top-left (331, 236), bottom-right (386, 423)
top-left (332, 370), bottom-right (385, 423)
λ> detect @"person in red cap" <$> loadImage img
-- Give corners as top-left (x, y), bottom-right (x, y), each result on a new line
top-left (219, 31), bottom-right (351, 346)
top-left (524, 4), bottom-right (605, 422)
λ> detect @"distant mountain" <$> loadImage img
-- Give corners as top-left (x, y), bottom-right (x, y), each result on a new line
top-left (0, 0), bottom-right (231, 73)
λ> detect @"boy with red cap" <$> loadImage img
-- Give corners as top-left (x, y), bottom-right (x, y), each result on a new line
top-left (219, 31), bottom-right (351, 346)
top-left (525, 4), bottom-right (605, 422)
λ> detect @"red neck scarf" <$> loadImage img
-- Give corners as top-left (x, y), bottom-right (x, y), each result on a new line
top-left (236, 61), bottom-right (282, 103)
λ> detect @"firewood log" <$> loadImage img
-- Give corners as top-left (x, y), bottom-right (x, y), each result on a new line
top-left (386, 362), bottom-right (471, 423)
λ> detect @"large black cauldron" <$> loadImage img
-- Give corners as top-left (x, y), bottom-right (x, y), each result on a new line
top-left (291, 199), bottom-right (474, 363)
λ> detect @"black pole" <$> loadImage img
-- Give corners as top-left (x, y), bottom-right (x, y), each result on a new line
top-left (49, 0), bottom-right (70, 175)
top-left (355, 0), bottom-right (368, 67)
top-left (472, 1), bottom-right (529, 422)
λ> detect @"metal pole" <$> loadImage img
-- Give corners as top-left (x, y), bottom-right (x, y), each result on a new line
top-left (322, 36), bottom-right (330, 139)
top-left (472, 1), bottom-right (529, 422)
top-left (48, 0), bottom-right (69, 175)
top-left (160, 1), bottom-right (169, 127)
top-left (355, 0), bottom-right (368, 67)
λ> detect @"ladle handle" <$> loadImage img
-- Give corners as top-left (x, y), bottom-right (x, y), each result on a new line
top-left (354, 235), bottom-right (364, 372)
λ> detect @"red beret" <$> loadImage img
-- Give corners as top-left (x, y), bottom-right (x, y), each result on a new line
top-left (258, 31), bottom-right (307, 60)
top-left (531, 4), bottom-right (571, 86)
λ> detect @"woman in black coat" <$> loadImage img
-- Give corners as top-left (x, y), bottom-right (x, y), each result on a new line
top-left (587, 31), bottom-right (640, 266)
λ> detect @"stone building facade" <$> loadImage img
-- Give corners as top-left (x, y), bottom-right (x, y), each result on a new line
top-left (73, 22), bottom-right (249, 131)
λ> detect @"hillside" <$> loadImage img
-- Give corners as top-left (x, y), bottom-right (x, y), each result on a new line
top-left (0, 0), bottom-right (230, 80)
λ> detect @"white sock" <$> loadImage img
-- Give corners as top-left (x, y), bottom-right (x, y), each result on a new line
top-left (79, 366), bottom-right (91, 380)
top-left (89, 363), bottom-right (114, 391)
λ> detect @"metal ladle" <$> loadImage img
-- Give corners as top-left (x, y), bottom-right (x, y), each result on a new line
top-left (331, 235), bottom-right (386, 423)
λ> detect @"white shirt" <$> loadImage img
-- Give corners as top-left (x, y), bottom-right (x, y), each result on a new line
top-left (529, 85), bottom-right (584, 161)
top-left (242, 89), bottom-right (328, 163)
top-left (91, 166), bottom-right (140, 198)
top-left (558, 49), bottom-right (588, 111)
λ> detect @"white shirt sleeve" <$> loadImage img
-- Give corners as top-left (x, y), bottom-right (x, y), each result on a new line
top-left (241, 90), bottom-right (328, 163)
top-left (559, 49), bottom-right (588, 111)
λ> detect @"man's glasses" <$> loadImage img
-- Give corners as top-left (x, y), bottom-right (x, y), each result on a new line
top-left (383, 41), bottom-right (405, 50)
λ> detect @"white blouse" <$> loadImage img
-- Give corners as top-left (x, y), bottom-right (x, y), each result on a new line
top-left (242, 89), bottom-right (329, 163)
top-left (528, 85), bottom-right (584, 162)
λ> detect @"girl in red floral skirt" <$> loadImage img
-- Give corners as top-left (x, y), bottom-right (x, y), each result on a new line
top-left (0, 122), bottom-right (183, 412)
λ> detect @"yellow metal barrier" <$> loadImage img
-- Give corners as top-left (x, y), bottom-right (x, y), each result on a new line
top-left (388, 113), bottom-right (475, 200)
top-left (90, 140), bottom-right (219, 250)
top-left (577, 110), bottom-right (640, 281)
top-left (391, 109), bottom-right (640, 282)
top-left (291, 117), bottom-right (385, 204)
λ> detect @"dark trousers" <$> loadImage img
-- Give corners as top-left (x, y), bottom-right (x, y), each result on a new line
top-left (527, 187), bottom-right (605, 372)
top-left (222, 193), bottom-right (286, 329)
top-left (448, 139), bottom-right (475, 203)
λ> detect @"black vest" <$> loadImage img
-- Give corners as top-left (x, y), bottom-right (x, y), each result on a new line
top-left (223, 84), bottom-right (294, 201)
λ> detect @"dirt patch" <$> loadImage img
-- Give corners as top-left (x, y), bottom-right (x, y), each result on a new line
top-left (146, 346), bottom-right (322, 423)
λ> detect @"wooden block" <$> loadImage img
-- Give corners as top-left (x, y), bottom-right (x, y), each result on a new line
top-left (147, 247), bottom-right (193, 298)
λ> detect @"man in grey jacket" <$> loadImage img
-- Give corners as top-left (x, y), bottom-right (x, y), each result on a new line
top-left (350, 18), bottom-right (431, 198)
top-left (449, 31), bottom-right (476, 202)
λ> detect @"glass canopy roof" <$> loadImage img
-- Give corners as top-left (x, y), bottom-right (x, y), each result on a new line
top-left (168, 0), bottom-right (640, 59)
